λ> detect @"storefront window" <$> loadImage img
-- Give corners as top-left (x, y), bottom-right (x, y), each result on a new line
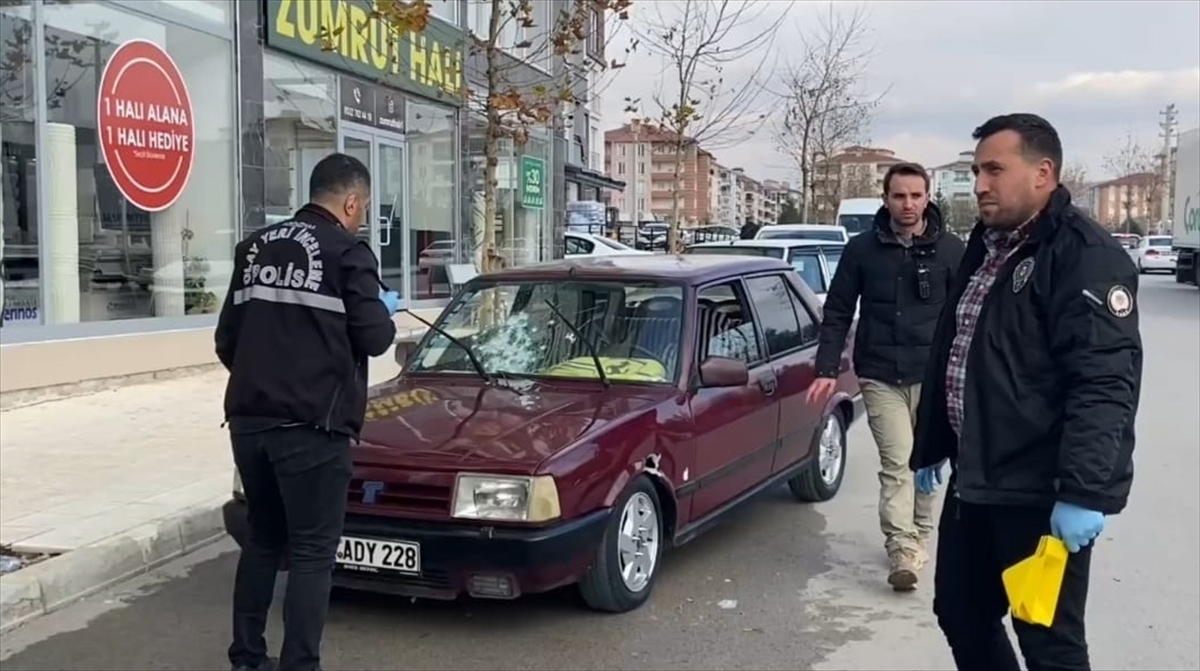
top-left (407, 100), bottom-right (456, 300)
top-left (518, 128), bottom-right (552, 264)
top-left (263, 53), bottom-right (336, 234)
top-left (0, 1), bottom-right (37, 328)
top-left (42, 1), bottom-right (236, 323)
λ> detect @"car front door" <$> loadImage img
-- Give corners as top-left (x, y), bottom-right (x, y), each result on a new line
top-left (686, 279), bottom-right (780, 520)
top-left (742, 273), bottom-right (825, 473)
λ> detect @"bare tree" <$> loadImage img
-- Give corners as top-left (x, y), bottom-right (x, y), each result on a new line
top-left (326, 0), bottom-right (634, 274)
top-left (629, 0), bottom-right (786, 250)
top-left (1103, 132), bottom-right (1162, 234)
top-left (773, 3), bottom-right (884, 222)
top-left (1059, 162), bottom-right (1089, 202)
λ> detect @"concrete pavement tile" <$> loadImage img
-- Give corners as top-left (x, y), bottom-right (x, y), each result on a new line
top-left (27, 499), bottom-right (129, 522)
top-left (13, 502), bottom-right (183, 554)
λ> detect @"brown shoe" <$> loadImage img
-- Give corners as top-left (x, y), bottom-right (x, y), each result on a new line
top-left (888, 550), bottom-right (919, 592)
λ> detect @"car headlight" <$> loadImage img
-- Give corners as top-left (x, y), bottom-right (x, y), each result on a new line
top-left (452, 474), bottom-right (560, 522)
top-left (233, 469), bottom-right (244, 498)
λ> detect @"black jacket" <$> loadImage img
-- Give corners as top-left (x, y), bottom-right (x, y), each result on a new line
top-left (815, 203), bottom-right (966, 384)
top-left (215, 204), bottom-right (397, 437)
top-left (911, 187), bottom-right (1142, 515)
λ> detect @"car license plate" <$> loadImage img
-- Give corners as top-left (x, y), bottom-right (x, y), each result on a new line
top-left (335, 536), bottom-right (420, 575)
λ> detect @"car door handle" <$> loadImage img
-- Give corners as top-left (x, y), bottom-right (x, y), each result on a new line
top-left (758, 376), bottom-right (777, 396)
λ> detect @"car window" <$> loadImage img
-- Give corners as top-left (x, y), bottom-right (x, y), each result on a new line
top-left (786, 250), bottom-right (826, 292)
top-left (696, 281), bottom-right (763, 366)
top-left (683, 246), bottom-right (785, 259)
top-left (1149, 236), bottom-right (1172, 248)
top-left (758, 228), bottom-right (845, 242)
top-left (745, 274), bottom-right (806, 356)
top-left (565, 236), bottom-right (594, 255)
top-left (823, 247), bottom-right (843, 277)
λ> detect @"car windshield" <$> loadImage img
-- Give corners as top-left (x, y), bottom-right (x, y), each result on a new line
top-left (595, 236), bottom-right (633, 251)
top-left (407, 280), bottom-right (686, 383)
top-left (837, 214), bottom-right (874, 235)
top-left (787, 251), bottom-right (826, 292)
top-left (758, 228), bottom-right (844, 241)
top-left (683, 246), bottom-right (785, 259)
top-left (1148, 236), bottom-right (1173, 248)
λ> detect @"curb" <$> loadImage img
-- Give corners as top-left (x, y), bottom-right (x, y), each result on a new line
top-left (0, 503), bottom-right (227, 633)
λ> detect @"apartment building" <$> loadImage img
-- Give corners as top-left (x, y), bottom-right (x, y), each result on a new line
top-left (929, 151), bottom-right (979, 229)
top-left (1093, 172), bottom-right (1166, 230)
top-left (711, 165), bottom-right (744, 226)
top-left (762, 179), bottom-right (800, 221)
top-left (565, 0), bottom-right (624, 206)
top-left (604, 123), bottom-right (714, 225)
top-left (810, 146), bottom-right (907, 222)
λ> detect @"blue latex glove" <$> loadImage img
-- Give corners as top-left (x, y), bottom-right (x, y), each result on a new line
top-left (1049, 501), bottom-right (1105, 553)
top-left (378, 288), bottom-right (400, 316)
top-left (915, 459), bottom-right (946, 495)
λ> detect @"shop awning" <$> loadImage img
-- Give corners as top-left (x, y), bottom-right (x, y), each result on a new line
top-left (565, 164), bottom-right (626, 192)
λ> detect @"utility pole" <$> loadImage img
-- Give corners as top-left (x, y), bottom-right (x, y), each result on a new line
top-left (628, 118), bottom-right (641, 229)
top-left (1159, 103), bottom-right (1178, 233)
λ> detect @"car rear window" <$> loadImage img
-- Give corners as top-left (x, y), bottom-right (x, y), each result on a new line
top-left (758, 229), bottom-right (844, 242)
top-left (1149, 236), bottom-right (1173, 248)
top-left (683, 246), bottom-right (785, 259)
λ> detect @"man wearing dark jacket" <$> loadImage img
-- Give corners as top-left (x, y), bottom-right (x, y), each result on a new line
top-left (911, 114), bottom-right (1141, 671)
top-left (216, 153), bottom-right (398, 671)
top-left (807, 163), bottom-right (965, 591)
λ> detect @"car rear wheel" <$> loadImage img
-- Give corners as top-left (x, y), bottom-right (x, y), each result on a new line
top-left (788, 411), bottom-right (847, 502)
top-left (578, 476), bottom-right (664, 613)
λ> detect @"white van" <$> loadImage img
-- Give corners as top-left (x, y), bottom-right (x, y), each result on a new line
top-left (836, 198), bottom-right (881, 237)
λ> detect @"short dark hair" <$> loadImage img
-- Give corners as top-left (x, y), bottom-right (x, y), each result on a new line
top-left (883, 162), bottom-right (930, 195)
top-left (972, 113), bottom-right (1063, 179)
top-left (309, 152), bottom-right (371, 201)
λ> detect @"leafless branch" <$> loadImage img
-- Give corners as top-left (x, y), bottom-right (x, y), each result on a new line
top-left (629, 0), bottom-right (789, 247)
top-left (1102, 131), bottom-right (1165, 231)
top-left (772, 2), bottom-right (886, 222)
top-left (1059, 162), bottom-right (1089, 201)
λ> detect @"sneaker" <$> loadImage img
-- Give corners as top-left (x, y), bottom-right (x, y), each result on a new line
top-left (232, 658), bottom-right (278, 671)
top-left (887, 550), bottom-right (919, 592)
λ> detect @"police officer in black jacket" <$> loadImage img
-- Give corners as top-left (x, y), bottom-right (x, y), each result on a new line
top-left (809, 162), bottom-right (965, 591)
top-left (216, 153), bottom-right (398, 671)
top-left (911, 114), bottom-right (1142, 671)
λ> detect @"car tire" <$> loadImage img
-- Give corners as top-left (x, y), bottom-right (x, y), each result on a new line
top-left (788, 411), bottom-right (847, 503)
top-left (578, 476), bottom-right (665, 614)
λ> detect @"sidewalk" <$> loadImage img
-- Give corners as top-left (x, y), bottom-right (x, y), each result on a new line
top-left (0, 318), bottom-right (428, 630)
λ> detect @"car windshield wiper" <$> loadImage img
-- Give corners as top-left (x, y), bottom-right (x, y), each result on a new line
top-left (402, 309), bottom-right (493, 384)
top-left (542, 299), bottom-right (609, 388)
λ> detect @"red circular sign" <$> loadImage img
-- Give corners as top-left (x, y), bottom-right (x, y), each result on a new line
top-left (97, 39), bottom-right (195, 213)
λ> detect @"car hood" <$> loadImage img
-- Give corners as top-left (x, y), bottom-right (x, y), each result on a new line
top-left (357, 376), bottom-right (672, 472)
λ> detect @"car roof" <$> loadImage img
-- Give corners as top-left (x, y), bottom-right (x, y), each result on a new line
top-left (478, 253), bottom-right (794, 284)
top-left (762, 224), bottom-right (845, 232)
top-left (688, 239), bottom-right (844, 250)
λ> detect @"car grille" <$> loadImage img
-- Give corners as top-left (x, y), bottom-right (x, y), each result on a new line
top-left (347, 478), bottom-right (452, 515)
top-left (337, 565), bottom-right (453, 591)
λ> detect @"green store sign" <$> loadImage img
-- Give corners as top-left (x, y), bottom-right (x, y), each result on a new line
top-left (520, 156), bottom-right (546, 210)
top-left (265, 0), bottom-right (467, 105)
top-left (1185, 195), bottom-right (1199, 235)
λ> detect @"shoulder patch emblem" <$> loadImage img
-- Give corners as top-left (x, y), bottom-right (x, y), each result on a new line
top-left (1106, 285), bottom-right (1134, 318)
top-left (1012, 257), bottom-right (1035, 293)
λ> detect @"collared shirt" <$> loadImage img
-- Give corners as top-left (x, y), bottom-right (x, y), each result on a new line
top-left (945, 226), bottom-right (1028, 435)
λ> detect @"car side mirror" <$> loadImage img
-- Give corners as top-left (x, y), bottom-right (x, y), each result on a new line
top-left (698, 356), bottom-right (750, 388)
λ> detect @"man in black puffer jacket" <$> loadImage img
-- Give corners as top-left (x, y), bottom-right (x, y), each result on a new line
top-left (807, 162), bottom-right (965, 591)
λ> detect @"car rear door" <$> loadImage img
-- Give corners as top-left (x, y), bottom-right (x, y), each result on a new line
top-left (741, 273), bottom-right (824, 474)
top-left (686, 279), bottom-right (780, 521)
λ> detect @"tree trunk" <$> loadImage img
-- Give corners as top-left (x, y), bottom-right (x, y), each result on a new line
top-left (669, 139), bottom-right (684, 252)
top-left (482, 0), bottom-right (503, 275)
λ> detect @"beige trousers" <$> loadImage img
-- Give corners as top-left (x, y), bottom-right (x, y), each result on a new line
top-left (859, 378), bottom-right (935, 555)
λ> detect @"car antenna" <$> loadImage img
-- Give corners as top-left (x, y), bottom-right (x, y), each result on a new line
top-left (542, 299), bottom-right (609, 387)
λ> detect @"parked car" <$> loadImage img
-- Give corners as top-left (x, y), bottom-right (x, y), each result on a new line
top-left (222, 255), bottom-right (864, 613)
top-left (1131, 234), bottom-right (1177, 274)
top-left (1112, 232), bottom-right (1141, 251)
top-left (755, 223), bottom-right (850, 244)
top-left (417, 240), bottom-right (457, 272)
top-left (835, 198), bottom-right (880, 237)
top-left (565, 231), bottom-right (652, 257)
top-left (683, 239), bottom-right (845, 304)
top-left (635, 222), bottom-right (671, 251)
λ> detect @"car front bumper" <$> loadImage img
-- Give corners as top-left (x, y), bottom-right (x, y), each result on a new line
top-left (222, 498), bottom-right (609, 601)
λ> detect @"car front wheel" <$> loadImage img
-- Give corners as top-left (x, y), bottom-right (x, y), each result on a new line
top-left (578, 476), bottom-right (664, 613)
top-left (788, 411), bottom-right (847, 502)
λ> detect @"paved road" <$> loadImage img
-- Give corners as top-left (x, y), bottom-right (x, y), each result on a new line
top-left (2, 276), bottom-right (1196, 671)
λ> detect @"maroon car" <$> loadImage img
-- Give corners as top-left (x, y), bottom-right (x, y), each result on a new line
top-left (223, 254), bottom-right (863, 613)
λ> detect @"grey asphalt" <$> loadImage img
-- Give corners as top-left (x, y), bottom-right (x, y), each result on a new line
top-left (1, 275), bottom-right (1196, 671)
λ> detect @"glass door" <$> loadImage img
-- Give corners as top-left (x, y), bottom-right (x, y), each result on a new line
top-left (376, 138), bottom-right (407, 299)
top-left (339, 130), bottom-right (376, 252)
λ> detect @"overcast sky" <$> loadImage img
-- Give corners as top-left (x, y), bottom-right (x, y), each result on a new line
top-left (600, 0), bottom-right (1200, 184)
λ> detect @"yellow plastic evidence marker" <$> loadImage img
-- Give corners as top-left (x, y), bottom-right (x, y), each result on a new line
top-left (1002, 535), bottom-right (1069, 627)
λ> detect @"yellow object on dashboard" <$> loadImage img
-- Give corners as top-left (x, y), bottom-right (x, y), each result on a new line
top-left (541, 357), bottom-right (667, 382)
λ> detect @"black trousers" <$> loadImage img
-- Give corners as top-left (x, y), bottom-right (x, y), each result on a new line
top-left (934, 491), bottom-right (1093, 671)
top-left (228, 426), bottom-right (352, 671)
